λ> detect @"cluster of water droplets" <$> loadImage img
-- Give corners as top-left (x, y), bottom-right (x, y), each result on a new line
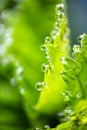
top-left (57, 106), bottom-right (73, 123)
top-left (36, 4), bottom-right (66, 91)
top-left (73, 34), bottom-right (85, 60)
top-left (60, 33), bottom-right (87, 108)
top-left (0, 55), bottom-right (24, 88)
top-left (56, 4), bottom-right (64, 21)
top-left (0, 25), bottom-right (13, 56)
top-left (51, 4), bottom-right (64, 40)
top-left (40, 3), bottom-right (65, 60)
top-left (0, 9), bottom-right (14, 57)
top-left (34, 125), bottom-right (50, 130)
top-left (41, 63), bottom-right (49, 72)
top-left (41, 35), bottom-right (52, 61)
top-left (61, 91), bottom-right (71, 103)
top-left (35, 81), bottom-right (48, 91)
top-left (36, 39), bottom-right (51, 91)
top-left (61, 56), bottom-right (81, 75)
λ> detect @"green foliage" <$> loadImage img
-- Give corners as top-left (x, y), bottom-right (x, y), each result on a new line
top-left (1, 1), bottom-right (87, 130)
top-left (55, 33), bottom-right (87, 129)
top-left (61, 34), bottom-right (87, 101)
top-left (35, 3), bottom-right (87, 130)
top-left (0, 49), bottom-right (29, 129)
top-left (36, 3), bottom-right (70, 115)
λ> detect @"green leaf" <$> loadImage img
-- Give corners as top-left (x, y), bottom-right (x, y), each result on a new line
top-left (36, 4), bottom-right (70, 115)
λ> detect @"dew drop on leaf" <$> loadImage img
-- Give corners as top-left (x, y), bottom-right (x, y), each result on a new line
top-left (46, 55), bottom-right (50, 60)
top-left (62, 92), bottom-right (70, 102)
top-left (54, 22), bottom-right (59, 30)
top-left (10, 77), bottom-right (17, 87)
top-left (1, 58), bottom-right (9, 66)
top-left (44, 125), bottom-right (50, 129)
top-left (57, 112), bottom-right (64, 117)
top-left (41, 44), bottom-right (46, 51)
top-left (35, 81), bottom-right (44, 91)
top-left (35, 82), bottom-right (48, 91)
top-left (20, 87), bottom-right (25, 95)
top-left (77, 35), bottom-right (83, 43)
top-left (56, 12), bottom-right (64, 19)
top-left (64, 109), bottom-right (72, 114)
top-left (60, 57), bottom-right (67, 65)
top-left (34, 128), bottom-right (40, 130)
top-left (57, 18), bottom-right (62, 23)
top-left (51, 30), bottom-right (57, 39)
top-left (56, 4), bottom-right (64, 12)
top-left (0, 45), bottom-right (6, 56)
top-left (45, 65), bottom-right (51, 74)
top-left (45, 36), bottom-right (52, 43)
top-left (41, 63), bottom-right (48, 72)
top-left (73, 45), bottom-right (80, 52)
top-left (17, 66), bottom-right (23, 74)
top-left (76, 93), bottom-right (81, 99)
top-left (0, 24), bottom-right (5, 36)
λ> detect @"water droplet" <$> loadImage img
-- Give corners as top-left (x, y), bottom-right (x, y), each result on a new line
top-left (56, 4), bottom-right (64, 12)
top-left (62, 92), bottom-right (70, 102)
top-left (45, 50), bottom-right (48, 55)
top-left (35, 82), bottom-right (48, 91)
top-left (1, 58), bottom-right (9, 66)
top-left (56, 12), bottom-right (64, 19)
top-left (57, 112), bottom-right (64, 117)
top-left (46, 55), bottom-right (50, 60)
top-left (1, 10), bottom-right (9, 19)
top-left (54, 22), bottom-right (59, 30)
top-left (41, 44), bottom-right (46, 51)
top-left (57, 18), bottom-right (62, 24)
top-left (0, 45), bottom-right (6, 56)
top-left (5, 37), bottom-right (13, 46)
top-left (5, 28), bottom-right (13, 38)
top-left (45, 36), bottom-right (52, 43)
top-left (41, 63), bottom-right (48, 72)
top-left (0, 24), bottom-right (5, 36)
top-left (60, 117), bottom-right (70, 122)
top-left (34, 128), bottom-right (40, 130)
top-left (35, 82), bottom-right (44, 91)
top-left (64, 109), bottom-right (72, 114)
top-left (77, 35), bottom-right (83, 43)
top-left (44, 125), bottom-right (50, 129)
top-left (51, 30), bottom-right (57, 39)
top-left (45, 65), bottom-right (51, 74)
top-left (16, 66), bottom-right (23, 75)
top-left (76, 93), bottom-right (81, 99)
top-left (60, 57), bottom-right (67, 65)
top-left (10, 77), bottom-right (17, 87)
top-left (20, 87), bottom-right (25, 95)
top-left (16, 66), bottom-right (24, 80)
top-left (46, 56), bottom-right (51, 62)
top-left (73, 45), bottom-right (80, 53)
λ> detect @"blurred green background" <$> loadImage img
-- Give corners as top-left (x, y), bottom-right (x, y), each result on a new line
top-left (0, 0), bottom-right (87, 129)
